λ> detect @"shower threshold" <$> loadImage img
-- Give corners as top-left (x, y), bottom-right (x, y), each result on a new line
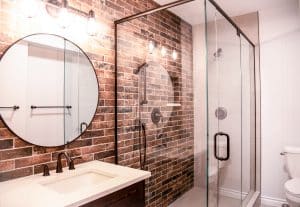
top-left (168, 187), bottom-right (260, 207)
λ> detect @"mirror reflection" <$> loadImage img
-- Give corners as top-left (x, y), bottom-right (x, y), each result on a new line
top-left (0, 34), bottom-right (99, 147)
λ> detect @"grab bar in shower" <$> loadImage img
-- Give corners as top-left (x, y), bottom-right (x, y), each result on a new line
top-left (31, 105), bottom-right (72, 109)
top-left (0, 106), bottom-right (20, 110)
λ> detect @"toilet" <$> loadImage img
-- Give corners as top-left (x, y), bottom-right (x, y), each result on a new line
top-left (283, 146), bottom-right (300, 207)
top-left (208, 140), bottom-right (229, 183)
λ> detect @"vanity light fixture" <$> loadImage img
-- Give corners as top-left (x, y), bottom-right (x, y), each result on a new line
top-left (58, 0), bottom-right (71, 29)
top-left (148, 40), bottom-right (155, 54)
top-left (87, 10), bottom-right (97, 36)
top-left (172, 50), bottom-right (178, 60)
top-left (161, 46), bottom-right (167, 57)
top-left (33, 0), bottom-right (104, 34)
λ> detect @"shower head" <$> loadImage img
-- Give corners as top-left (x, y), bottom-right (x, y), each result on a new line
top-left (213, 48), bottom-right (222, 58)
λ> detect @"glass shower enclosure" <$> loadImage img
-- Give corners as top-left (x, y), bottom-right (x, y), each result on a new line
top-left (206, 1), bottom-right (257, 206)
top-left (114, 0), bottom-right (260, 206)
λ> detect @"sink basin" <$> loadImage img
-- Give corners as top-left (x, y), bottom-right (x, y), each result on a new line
top-left (41, 171), bottom-right (115, 194)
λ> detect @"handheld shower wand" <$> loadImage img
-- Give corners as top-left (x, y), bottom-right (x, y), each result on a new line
top-left (134, 63), bottom-right (148, 105)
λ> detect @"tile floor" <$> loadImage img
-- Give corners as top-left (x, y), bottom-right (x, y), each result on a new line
top-left (169, 187), bottom-right (205, 207)
top-left (169, 187), bottom-right (240, 207)
top-left (169, 187), bottom-right (279, 207)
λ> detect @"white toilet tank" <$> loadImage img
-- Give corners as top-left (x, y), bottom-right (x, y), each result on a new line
top-left (284, 146), bottom-right (300, 178)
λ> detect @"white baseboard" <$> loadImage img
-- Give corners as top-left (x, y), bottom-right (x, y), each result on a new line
top-left (261, 195), bottom-right (287, 207)
top-left (219, 188), bottom-right (287, 207)
top-left (219, 187), bottom-right (248, 200)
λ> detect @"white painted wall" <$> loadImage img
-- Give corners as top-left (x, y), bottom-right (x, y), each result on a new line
top-left (26, 42), bottom-right (65, 145)
top-left (259, 0), bottom-right (300, 204)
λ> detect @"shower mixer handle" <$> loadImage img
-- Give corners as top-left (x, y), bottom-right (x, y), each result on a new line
top-left (214, 132), bottom-right (230, 161)
top-left (151, 108), bottom-right (163, 124)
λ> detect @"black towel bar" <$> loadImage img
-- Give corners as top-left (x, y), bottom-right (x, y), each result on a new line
top-left (31, 105), bottom-right (72, 109)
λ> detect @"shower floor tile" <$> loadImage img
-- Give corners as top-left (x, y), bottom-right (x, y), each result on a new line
top-left (168, 187), bottom-right (241, 207)
top-left (168, 187), bottom-right (206, 207)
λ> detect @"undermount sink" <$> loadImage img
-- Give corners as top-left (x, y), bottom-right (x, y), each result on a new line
top-left (41, 170), bottom-right (116, 194)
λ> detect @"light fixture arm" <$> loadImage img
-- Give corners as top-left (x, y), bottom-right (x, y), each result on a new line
top-left (62, 0), bottom-right (67, 8)
top-left (46, 0), bottom-right (94, 18)
top-left (88, 10), bottom-right (95, 18)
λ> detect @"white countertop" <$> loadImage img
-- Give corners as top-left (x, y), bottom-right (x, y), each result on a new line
top-left (0, 161), bottom-right (151, 207)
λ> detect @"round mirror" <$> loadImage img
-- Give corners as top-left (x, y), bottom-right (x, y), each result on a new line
top-left (0, 34), bottom-right (99, 147)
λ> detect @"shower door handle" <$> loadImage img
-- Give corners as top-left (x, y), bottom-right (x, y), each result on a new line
top-left (214, 132), bottom-right (230, 161)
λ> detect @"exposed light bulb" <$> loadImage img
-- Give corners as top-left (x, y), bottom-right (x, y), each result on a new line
top-left (22, 0), bottom-right (39, 18)
top-left (172, 50), bottom-right (178, 60)
top-left (59, 7), bottom-right (71, 28)
top-left (148, 41), bottom-right (155, 54)
top-left (87, 10), bottom-right (97, 36)
top-left (161, 46), bottom-right (167, 57)
top-left (58, 0), bottom-right (71, 29)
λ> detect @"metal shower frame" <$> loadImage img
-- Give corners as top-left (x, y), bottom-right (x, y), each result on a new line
top-left (114, 0), bottom-right (260, 205)
top-left (113, 0), bottom-right (255, 160)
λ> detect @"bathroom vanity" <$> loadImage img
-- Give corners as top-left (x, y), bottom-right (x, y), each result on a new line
top-left (80, 181), bottom-right (145, 207)
top-left (0, 161), bottom-right (151, 207)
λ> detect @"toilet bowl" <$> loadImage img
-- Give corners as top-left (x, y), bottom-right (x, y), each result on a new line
top-left (285, 178), bottom-right (300, 207)
top-left (283, 146), bottom-right (300, 207)
top-left (208, 140), bottom-right (229, 183)
top-left (208, 165), bottom-right (218, 183)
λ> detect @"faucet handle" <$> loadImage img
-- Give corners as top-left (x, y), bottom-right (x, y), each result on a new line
top-left (43, 164), bottom-right (50, 176)
top-left (69, 157), bottom-right (82, 170)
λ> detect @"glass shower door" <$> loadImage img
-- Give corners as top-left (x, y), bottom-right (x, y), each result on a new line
top-left (206, 3), bottom-right (243, 207)
top-left (206, 1), bottom-right (256, 206)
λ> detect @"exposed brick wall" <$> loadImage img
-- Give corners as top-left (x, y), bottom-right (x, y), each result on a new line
top-left (0, 0), bottom-right (194, 206)
top-left (116, 9), bottom-right (194, 207)
top-left (0, 0), bottom-right (157, 181)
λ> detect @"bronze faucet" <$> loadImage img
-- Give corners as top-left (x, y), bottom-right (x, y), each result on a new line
top-left (43, 164), bottom-right (50, 176)
top-left (56, 152), bottom-right (81, 173)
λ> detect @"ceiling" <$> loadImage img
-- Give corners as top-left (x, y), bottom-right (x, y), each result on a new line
top-left (154, 0), bottom-right (294, 25)
top-left (214, 0), bottom-right (292, 16)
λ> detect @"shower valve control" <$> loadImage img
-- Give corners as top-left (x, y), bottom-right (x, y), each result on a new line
top-left (151, 108), bottom-right (162, 124)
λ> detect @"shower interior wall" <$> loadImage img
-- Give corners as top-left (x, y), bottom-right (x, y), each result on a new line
top-left (116, 6), bottom-right (194, 207)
